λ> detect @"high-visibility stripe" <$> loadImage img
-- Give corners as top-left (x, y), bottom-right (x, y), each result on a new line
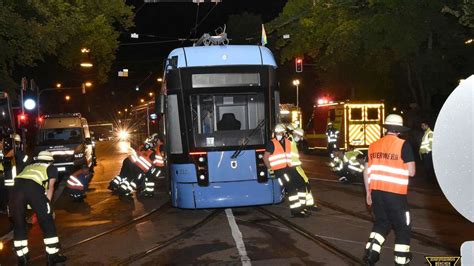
top-left (405, 211), bottom-right (410, 225)
top-left (278, 178), bottom-right (283, 186)
top-left (14, 240), bottom-right (28, 247)
top-left (269, 159), bottom-right (291, 167)
top-left (366, 242), bottom-right (382, 253)
top-left (145, 182), bottom-right (155, 186)
top-left (45, 246), bottom-right (59, 254)
top-left (394, 244), bottom-right (410, 252)
top-left (370, 232), bottom-right (385, 244)
top-left (284, 173), bottom-right (290, 182)
top-left (44, 237), bottom-right (59, 245)
top-left (297, 192), bottom-right (306, 197)
top-left (394, 256), bottom-right (409, 264)
top-left (289, 202), bottom-right (302, 209)
top-left (23, 155), bottom-right (29, 163)
top-left (368, 165), bottom-right (409, 176)
top-left (16, 247), bottom-right (29, 256)
top-left (288, 195), bottom-right (299, 201)
top-left (368, 174), bottom-right (409, 185)
top-left (348, 165), bottom-right (364, 172)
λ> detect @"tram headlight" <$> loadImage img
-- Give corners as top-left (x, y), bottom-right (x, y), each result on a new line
top-left (190, 152), bottom-right (209, 186)
top-left (255, 149), bottom-right (268, 183)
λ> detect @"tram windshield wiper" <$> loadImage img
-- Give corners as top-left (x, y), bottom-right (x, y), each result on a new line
top-left (231, 119), bottom-right (265, 159)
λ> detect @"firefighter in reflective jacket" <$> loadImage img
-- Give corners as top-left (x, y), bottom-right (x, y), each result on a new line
top-left (419, 122), bottom-right (434, 179)
top-left (363, 114), bottom-right (416, 266)
top-left (9, 151), bottom-right (67, 265)
top-left (1, 134), bottom-right (29, 214)
top-left (290, 128), bottom-right (320, 212)
top-left (264, 124), bottom-right (309, 217)
top-left (109, 134), bottom-right (164, 197)
top-left (66, 164), bottom-right (92, 201)
top-left (338, 147), bottom-right (365, 183)
top-left (326, 122), bottom-right (339, 158)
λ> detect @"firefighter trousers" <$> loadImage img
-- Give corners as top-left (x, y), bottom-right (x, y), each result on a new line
top-left (9, 179), bottom-right (61, 258)
top-left (295, 166), bottom-right (315, 207)
top-left (275, 167), bottom-right (307, 214)
top-left (364, 190), bottom-right (411, 265)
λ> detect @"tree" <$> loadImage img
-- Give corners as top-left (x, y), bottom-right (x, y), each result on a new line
top-left (0, 0), bottom-right (134, 95)
top-left (269, 0), bottom-right (473, 110)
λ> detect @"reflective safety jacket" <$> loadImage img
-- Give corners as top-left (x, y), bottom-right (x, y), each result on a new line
top-left (368, 135), bottom-right (410, 195)
top-left (326, 128), bottom-right (339, 143)
top-left (67, 168), bottom-right (90, 191)
top-left (344, 150), bottom-right (365, 173)
top-left (15, 163), bottom-right (51, 189)
top-left (130, 146), bottom-right (164, 172)
top-left (419, 128), bottom-right (433, 155)
top-left (290, 140), bottom-right (302, 167)
top-left (268, 138), bottom-right (292, 170)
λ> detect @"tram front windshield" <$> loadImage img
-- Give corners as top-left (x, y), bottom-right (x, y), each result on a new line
top-left (190, 93), bottom-right (265, 148)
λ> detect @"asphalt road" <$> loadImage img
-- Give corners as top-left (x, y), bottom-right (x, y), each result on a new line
top-left (0, 141), bottom-right (472, 265)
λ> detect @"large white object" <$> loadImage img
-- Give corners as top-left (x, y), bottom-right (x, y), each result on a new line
top-left (433, 75), bottom-right (474, 222)
top-left (461, 241), bottom-right (474, 265)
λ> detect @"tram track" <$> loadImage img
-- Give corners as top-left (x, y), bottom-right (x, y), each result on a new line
top-left (28, 201), bottom-right (172, 263)
top-left (118, 209), bottom-right (222, 265)
top-left (315, 199), bottom-right (458, 254)
top-left (255, 206), bottom-right (363, 265)
top-left (310, 175), bottom-right (458, 217)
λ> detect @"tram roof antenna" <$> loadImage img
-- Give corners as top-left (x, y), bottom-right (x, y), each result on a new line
top-left (194, 25), bottom-right (229, 46)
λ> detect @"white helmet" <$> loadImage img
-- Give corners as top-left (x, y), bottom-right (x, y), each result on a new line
top-left (13, 134), bottom-right (21, 142)
top-left (293, 128), bottom-right (304, 137)
top-left (384, 114), bottom-right (409, 132)
top-left (37, 151), bottom-right (54, 162)
top-left (274, 124), bottom-right (286, 133)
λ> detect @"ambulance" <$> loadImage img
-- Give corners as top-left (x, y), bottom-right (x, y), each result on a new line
top-left (304, 100), bottom-right (385, 151)
top-left (279, 103), bottom-right (302, 129)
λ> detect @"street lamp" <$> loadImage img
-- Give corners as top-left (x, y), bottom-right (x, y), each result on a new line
top-left (140, 99), bottom-right (145, 103)
top-left (84, 82), bottom-right (92, 87)
top-left (80, 62), bottom-right (93, 68)
top-left (56, 83), bottom-right (62, 88)
top-left (148, 92), bottom-right (154, 97)
top-left (292, 79), bottom-right (300, 108)
top-left (65, 95), bottom-right (71, 101)
top-left (157, 78), bottom-right (163, 82)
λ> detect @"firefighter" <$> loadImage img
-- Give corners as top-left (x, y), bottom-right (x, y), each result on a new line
top-left (9, 151), bottom-right (67, 265)
top-left (139, 134), bottom-right (165, 197)
top-left (338, 146), bottom-right (365, 183)
top-left (363, 114), bottom-right (415, 266)
top-left (1, 134), bottom-right (29, 214)
top-left (291, 128), bottom-right (320, 212)
top-left (326, 122), bottom-right (339, 158)
top-left (109, 134), bottom-right (163, 198)
top-left (263, 124), bottom-right (308, 217)
top-left (419, 122), bottom-right (434, 179)
top-left (66, 164), bottom-right (92, 201)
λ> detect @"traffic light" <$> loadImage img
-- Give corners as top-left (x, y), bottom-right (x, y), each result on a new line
top-left (17, 113), bottom-right (28, 127)
top-left (295, 57), bottom-right (303, 73)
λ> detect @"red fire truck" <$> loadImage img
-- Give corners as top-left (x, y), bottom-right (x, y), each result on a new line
top-left (304, 100), bottom-right (385, 151)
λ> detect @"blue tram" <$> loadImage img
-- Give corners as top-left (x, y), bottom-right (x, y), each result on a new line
top-left (159, 45), bottom-right (283, 208)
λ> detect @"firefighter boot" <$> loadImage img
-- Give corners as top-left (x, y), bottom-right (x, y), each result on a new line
top-left (362, 246), bottom-right (380, 266)
top-left (17, 255), bottom-right (29, 266)
top-left (46, 253), bottom-right (67, 265)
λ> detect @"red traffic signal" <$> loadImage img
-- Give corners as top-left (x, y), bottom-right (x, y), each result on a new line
top-left (17, 113), bottom-right (28, 126)
top-left (295, 57), bottom-right (303, 72)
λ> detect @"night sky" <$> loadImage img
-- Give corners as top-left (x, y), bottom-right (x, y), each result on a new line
top-left (89, 0), bottom-right (289, 122)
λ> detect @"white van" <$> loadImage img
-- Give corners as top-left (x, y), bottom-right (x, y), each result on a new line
top-left (36, 113), bottom-right (95, 173)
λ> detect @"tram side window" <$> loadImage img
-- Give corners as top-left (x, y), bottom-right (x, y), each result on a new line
top-left (190, 94), bottom-right (265, 148)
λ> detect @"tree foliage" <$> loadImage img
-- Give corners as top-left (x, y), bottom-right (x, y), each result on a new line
top-left (0, 0), bottom-right (134, 93)
top-left (270, 0), bottom-right (473, 109)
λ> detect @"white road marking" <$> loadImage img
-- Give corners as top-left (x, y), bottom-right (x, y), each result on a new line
top-left (225, 208), bottom-right (251, 266)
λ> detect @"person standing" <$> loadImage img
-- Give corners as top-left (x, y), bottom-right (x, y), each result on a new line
top-left (419, 122), bottom-right (434, 179)
top-left (264, 124), bottom-right (308, 217)
top-left (9, 151), bottom-right (66, 265)
top-left (363, 114), bottom-right (416, 266)
top-left (326, 122), bottom-right (339, 158)
top-left (290, 128), bottom-right (320, 212)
